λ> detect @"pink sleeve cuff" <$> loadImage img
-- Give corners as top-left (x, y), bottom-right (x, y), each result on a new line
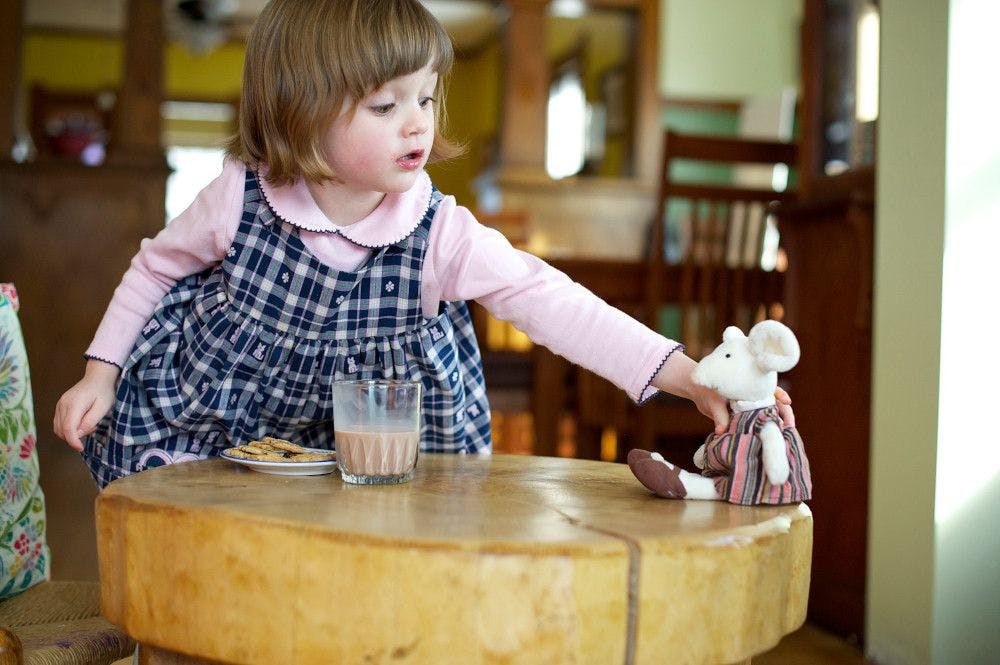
top-left (636, 343), bottom-right (685, 404)
top-left (82, 354), bottom-right (122, 370)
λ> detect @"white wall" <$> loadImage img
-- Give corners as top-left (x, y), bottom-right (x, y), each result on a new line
top-left (868, 1), bottom-right (947, 660)
top-left (932, 0), bottom-right (1000, 661)
top-left (659, 0), bottom-right (801, 99)
top-left (869, 1), bottom-right (1000, 663)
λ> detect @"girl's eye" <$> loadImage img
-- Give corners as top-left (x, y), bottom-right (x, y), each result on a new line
top-left (419, 96), bottom-right (436, 108)
top-left (370, 103), bottom-right (394, 116)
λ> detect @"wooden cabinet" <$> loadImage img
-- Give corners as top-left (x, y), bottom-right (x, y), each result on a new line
top-left (776, 177), bottom-right (873, 641)
top-left (777, 0), bottom-right (881, 641)
top-left (0, 160), bottom-right (170, 581)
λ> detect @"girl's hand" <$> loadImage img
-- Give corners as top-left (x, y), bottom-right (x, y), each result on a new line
top-left (652, 352), bottom-right (730, 434)
top-left (53, 360), bottom-right (119, 452)
top-left (775, 386), bottom-right (796, 429)
top-left (690, 381), bottom-right (730, 435)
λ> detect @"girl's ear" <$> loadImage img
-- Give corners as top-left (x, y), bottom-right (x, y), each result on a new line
top-left (748, 320), bottom-right (800, 373)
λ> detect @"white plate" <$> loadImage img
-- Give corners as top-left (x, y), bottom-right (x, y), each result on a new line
top-left (220, 447), bottom-right (337, 476)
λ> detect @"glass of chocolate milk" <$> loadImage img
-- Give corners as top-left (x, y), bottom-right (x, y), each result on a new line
top-left (332, 380), bottom-right (422, 484)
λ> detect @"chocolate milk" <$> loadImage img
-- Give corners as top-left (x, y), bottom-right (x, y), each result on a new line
top-left (335, 429), bottom-right (420, 478)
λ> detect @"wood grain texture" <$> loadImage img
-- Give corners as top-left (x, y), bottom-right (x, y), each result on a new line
top-left (97, 454), bottom-right (811, 665)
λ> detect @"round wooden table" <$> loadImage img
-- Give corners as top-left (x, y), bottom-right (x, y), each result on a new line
top-left (96, 454), bottom-right (812, 665)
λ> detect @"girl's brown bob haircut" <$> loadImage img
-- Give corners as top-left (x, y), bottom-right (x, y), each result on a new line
top-left (226, 0), bottom-right (462, 186)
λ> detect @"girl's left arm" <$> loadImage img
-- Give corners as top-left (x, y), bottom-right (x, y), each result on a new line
top-left (424, 198), bottom-right (687, 405)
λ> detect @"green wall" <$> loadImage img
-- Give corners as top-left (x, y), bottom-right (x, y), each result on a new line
top-left (660, 0), bottom-right (801, 100)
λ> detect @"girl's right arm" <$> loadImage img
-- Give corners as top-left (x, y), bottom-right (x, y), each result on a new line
top-left (84, 160), bottom-right (246, 367)
top-left (53, 159), bottom-right (245, 451)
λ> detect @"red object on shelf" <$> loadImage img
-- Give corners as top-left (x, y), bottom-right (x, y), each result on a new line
top-left (51, 131), bottom-right (94, 157)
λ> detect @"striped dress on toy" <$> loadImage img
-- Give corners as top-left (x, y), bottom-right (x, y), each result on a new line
top-left (699, 406), bottom-right (812, 505)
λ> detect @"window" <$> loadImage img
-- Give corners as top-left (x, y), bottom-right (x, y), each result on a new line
top-left (545, 69), bottom-right (587, 179)
top-left (165, 146), bottom-right (225, 224)
top-left (161, 99), bottom-right (234, 224)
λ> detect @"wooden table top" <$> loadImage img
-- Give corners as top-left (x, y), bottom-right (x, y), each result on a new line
top-left (97, 454), bottom-right (812, 665)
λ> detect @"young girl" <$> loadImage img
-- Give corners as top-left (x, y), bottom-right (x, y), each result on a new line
top-left (54, 0), bottom-right (785, 488)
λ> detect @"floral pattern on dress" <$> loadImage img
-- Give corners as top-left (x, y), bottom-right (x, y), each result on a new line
top-left (0, 329), bottom-right (21, 406)
top-left (0, 284), bottom-right (50, 600)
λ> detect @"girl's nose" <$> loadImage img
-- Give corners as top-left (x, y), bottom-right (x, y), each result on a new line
top-left (404, 105), bottom-right (430, 136)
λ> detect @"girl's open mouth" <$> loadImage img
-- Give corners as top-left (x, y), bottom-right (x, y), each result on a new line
top-left (396, 149), bottom-right (425, 170)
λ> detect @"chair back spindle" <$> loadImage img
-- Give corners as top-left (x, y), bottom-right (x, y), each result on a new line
top-left (648, 130), bottom-right (796, 359)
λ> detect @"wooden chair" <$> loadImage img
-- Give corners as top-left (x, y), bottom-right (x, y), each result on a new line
top-left (646, 130), bottom-right (796, 357)
top-left (0, 582), bottom-right (135, 665)
top-left (572, 130), bottom-right (797, 460)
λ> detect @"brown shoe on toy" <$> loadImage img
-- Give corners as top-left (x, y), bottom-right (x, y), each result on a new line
top-left (627, 449), bottom-right (687, 499)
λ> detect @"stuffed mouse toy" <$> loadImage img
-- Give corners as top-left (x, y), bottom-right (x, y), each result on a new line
top-left (628, 320), bottom-right (812, 505)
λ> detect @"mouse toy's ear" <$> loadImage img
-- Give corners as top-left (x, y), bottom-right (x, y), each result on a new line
top-left (722, 326), bottom-right (747, 343)
top-left (747, 320), bottom-right (800, 373)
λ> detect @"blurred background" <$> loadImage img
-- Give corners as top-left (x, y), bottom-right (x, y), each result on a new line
top-left (1, 2), bottom-right (998, 663)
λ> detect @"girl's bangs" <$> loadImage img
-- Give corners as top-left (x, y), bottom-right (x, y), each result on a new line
top-left (344, 3), bottom-right (454, 98)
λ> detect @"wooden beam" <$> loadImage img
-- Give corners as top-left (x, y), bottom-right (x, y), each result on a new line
top-left (112, 0), bottom-right (165, 164)
top-left (499, 0), bottom-right (550, 177)
top-left (0, 0), bottom-right (25, 160)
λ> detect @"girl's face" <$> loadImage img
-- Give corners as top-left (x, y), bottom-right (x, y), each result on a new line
top-left (321, 62), bottom-right (438, 196)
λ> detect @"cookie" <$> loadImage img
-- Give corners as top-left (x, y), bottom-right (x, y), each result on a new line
top-left (224, 437), bottom-right (330, 464)
top-left (262, 437), bottom-right (308, 454)
top-left (288, 452), bottom-right (335, 462)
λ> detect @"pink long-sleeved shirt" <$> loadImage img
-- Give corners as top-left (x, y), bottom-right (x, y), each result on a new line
top-left (87, 159), bottom-right (679, 402)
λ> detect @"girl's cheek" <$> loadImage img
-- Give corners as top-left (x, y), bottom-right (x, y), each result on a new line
top-left (348, 151), bottom-right (379, 169)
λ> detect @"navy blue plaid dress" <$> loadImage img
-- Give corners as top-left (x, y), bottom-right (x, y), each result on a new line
top-left (84, 170), bottom-right (492, 487)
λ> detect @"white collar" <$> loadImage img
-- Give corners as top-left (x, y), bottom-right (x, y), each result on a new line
top-left (730, 396), bottom-right (776, 413)
top-left (257, 168), bottom-right (432, 248)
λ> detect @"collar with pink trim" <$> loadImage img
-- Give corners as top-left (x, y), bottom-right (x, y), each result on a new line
top-left (256, 168), bottom-right (433, 248)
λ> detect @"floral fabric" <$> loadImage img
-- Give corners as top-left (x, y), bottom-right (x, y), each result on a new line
top-left (0, 283), bottom-right (50, 599)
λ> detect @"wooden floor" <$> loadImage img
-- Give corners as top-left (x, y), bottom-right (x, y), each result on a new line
top-left (756, 623), bottom-right (870, 664)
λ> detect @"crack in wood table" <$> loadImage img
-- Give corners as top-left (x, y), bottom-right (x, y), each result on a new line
top-left (96, 453), bottom-right (811, 664)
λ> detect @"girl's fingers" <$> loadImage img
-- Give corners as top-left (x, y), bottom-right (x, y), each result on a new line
top-left (54, 395), bottom-right (88, 452)
top-left (775, 386), bottom-right (792, 405)
top-left (702, 390), bottom-right (729, 434)
top-left (63, 414), bottom-right (85, 452)
top-left (777, 401), bottom-right (796, 429)
top-left (52, 403), bottom-right (63, 438)
top-left (713, 405), bottom-right (729, 434)
top-left (66, 432), bottom-right (85, 453)
top-left (66, 406), bottom-right (87, 452)
top-left (79, 401), bottom-right (105, 436)
top-left (54, 400), bottom-right (71, 441)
